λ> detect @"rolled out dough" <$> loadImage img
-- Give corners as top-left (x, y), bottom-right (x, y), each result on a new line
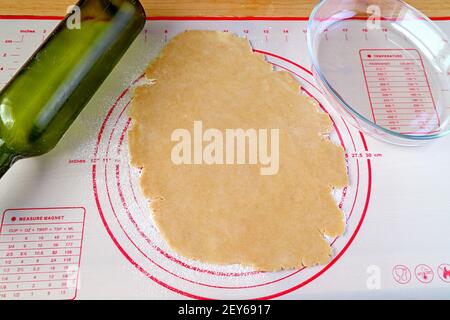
top-left (129, 30), bottom-right (348, 271)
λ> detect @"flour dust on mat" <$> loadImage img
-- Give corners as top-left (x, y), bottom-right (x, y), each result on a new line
top-left (128, 30), bottom-right (348, 271)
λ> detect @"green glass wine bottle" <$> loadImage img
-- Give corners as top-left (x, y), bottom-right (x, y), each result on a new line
top-left (0, 0), bottom-right (146, 178)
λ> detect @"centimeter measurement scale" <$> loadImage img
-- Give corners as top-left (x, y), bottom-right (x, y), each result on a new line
top-left (1, 19), bottom-right (446, 136)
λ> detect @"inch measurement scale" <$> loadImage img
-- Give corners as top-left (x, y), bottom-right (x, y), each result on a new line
top-left (0, 17), bottom-right (449, 299)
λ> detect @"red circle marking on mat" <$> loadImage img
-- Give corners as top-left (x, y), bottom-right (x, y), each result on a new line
top-left (92, 54), bottom-right (372, 299)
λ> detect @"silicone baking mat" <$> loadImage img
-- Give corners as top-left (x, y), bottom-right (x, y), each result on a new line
top-left (0, 16), bottom-right (449, 299)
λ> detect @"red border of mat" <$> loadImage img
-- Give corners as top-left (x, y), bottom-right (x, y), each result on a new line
top-left (0, 15), bottom-right (448, 21)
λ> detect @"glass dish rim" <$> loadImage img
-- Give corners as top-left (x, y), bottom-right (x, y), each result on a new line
top-left (306, 0), bottom-right (450, 141)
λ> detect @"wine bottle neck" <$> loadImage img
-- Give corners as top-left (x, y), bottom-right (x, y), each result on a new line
top-left (0, 144), bottom-right (17, 179)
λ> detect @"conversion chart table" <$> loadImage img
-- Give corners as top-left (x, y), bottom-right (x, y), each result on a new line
top-left (0, 207), bottom-right (86, 300)
top-left (360, 48), bottom-right (439, 135)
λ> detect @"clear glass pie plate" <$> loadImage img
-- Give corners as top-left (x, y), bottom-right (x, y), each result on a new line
top-left (307, 0), bottom-right (450, 146)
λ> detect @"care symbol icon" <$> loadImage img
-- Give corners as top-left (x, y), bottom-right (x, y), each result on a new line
top-left (415, 264), bottom-right (434, 284)
top-left (437, 264), bottom-right (450, 283)
top-left (392, 265), bottom-right (411, 284)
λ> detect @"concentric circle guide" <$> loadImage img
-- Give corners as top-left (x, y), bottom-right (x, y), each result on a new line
top-left (92, 51), bottom-right (372, 300)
